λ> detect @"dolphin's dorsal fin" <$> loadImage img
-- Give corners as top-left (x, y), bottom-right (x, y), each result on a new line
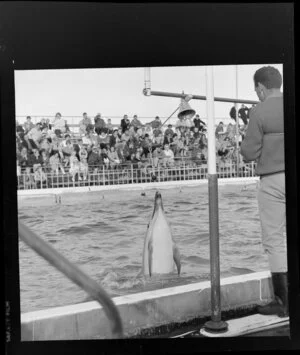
top-left (148, 242), bottom-right (153, 277)
top-left (173, 245), bottom-right (181, 276)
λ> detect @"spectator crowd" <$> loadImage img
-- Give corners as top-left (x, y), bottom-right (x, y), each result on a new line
top-left (16, 106), bottom-right (253, 188)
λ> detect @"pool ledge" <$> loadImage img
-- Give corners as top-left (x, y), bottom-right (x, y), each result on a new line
top-left (17, 177), bottom-right (259, 197)
top-left (21, 270), bottom-right (272, 340)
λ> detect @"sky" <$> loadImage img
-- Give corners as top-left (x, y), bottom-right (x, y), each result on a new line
top-left (14, 64), bottom-right (283, 125)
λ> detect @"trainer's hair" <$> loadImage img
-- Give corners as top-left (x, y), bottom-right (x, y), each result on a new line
top-left (253, 66), bottom-right (282, 89)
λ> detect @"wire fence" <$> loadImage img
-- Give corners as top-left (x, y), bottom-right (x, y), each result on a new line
top-left (17, 160), bottom-right (257, 191)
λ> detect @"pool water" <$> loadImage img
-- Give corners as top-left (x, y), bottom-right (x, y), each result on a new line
top-left (18, 182), bottom-right (269, 313)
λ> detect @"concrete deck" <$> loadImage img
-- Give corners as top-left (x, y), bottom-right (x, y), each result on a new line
top-left (21, 270), bottom-right (273, 341)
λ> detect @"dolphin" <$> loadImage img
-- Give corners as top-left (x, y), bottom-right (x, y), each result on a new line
top-left (142, 191), bottom-right (181, 277)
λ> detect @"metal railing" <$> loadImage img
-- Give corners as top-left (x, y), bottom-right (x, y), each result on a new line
top-left (17, 160), bottom-right (257, 190)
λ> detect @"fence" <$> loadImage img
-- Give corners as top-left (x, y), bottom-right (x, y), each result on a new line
top-left (17, 160), bottom-right (257, 191)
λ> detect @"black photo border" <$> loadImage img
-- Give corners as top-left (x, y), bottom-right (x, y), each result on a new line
top-left (1, 1), bottom-right (298, 354)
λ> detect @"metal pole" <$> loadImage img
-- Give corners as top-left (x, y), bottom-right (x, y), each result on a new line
top-left (203, 66), bottom-right (228, 333)
top-left (143, 89), bottom-right (258, 105)
top-left (18, 221), bottom-right (123, 338)
top-left (235, 65), bottom-right (240, 177)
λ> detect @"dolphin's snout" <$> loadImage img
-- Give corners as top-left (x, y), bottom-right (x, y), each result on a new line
top-left (155, 191), bottom-right (162, 199)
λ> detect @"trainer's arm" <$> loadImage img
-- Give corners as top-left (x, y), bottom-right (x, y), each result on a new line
top-left (240, 108), bottom-right (263, 161)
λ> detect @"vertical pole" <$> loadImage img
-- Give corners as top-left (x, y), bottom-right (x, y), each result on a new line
top-left (203, 66), bottom-right (228, 333)
top-left (235, 65), bottom-right (240, 177)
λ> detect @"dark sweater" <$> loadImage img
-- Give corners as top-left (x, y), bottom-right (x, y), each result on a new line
top-left (240, 96), bottom-right (284, 176)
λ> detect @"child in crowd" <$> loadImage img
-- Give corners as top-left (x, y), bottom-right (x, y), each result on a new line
top-left (49, 151), bottom-right (66, 175)
top-left (33, 163), bottom-right (47, 188)
top-left (79, 146), bottom-right (89, 180)
top-left (108, 146), bottom-right (121, 169)
top-left (69, 150), bottom-right (81, 181)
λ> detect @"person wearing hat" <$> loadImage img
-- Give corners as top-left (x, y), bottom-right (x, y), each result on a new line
top-left (164, 124), bottom-right (174, 137)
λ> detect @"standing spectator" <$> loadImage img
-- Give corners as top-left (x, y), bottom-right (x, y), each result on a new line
top-left (240, 66), bottom-right (287, 317)
top-left (131, 114), bottom-right (143, 130)
top-left (94, 113), bottom-right (106, 135)
top-left (120, 114), bottom-right (131, 133)
top-left (229, 106), bottom-right (237, 122)
top-left (24, 116), bottom-right (35, 134)
top-left (238, 104), bottom-right (250, 125)
top-left (144, 123), bottom-right (154, 141)
top-left (106, 118), bottom-right (114, 134)
top-left (79, 112), bottom-right (93, 136)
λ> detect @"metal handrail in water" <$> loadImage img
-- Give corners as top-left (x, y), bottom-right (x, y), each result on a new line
top-left (18, 221), bottom-right (123, 339)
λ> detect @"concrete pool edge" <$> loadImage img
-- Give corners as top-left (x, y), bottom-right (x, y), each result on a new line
top-left (21, 270), bottom-right (273, 340)
top-left (17, 177), bottom-right (259, 197)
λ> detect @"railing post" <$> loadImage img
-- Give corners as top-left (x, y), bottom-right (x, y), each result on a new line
top-left (103, 165), bottom-right (105, 185)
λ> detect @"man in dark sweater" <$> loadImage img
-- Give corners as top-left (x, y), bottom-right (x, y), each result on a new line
top-left (241, 66), bottom-right (287, 318)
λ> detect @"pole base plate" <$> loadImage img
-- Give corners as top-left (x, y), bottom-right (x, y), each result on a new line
top-left (203, 320), bottom-right (229, 333)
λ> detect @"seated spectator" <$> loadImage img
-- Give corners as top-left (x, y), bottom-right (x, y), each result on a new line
top-left (51, 112), bottom-right (67, 135)
top-left (26, 122), bottom-right (43, 149)
top-left (69, 150), bottom-right (81, 181)
top-left (163, 132), bottom-right (173, 146)
top-left (131, 115), bottom-right (143, 130)
top-left (162, 144), bottom-right (175, 167)
top-left (215, 121), bottom-right (226, 138)
top-left (107, 146), bottom-right (121, 168)
top-left (140, 134), bottom-right (152, 158)
top-left (164, 124), bottom-right (174, 137)
top-left (82, 131), bottom-right (96, 146)
top-left (121, 129), bottom-right (131, 144)
top-left (79, 112), bottom-right (93, 136)
top-left (87, 146), bottom-right (103, 172)
top-left (33, 164), bottom-right (47, 188)
top-left (94, 113), bottom-right (106, 135)
top-left (97, 130), bottom-right (110, 149)
top-left (49, 150), bottom-right (66, 175)
top-left (144, 123), bottom-right (154, 141)
top-left (120, 114), bottom-right (131, 133)
top-left (79, 147), bottom-right (89, 180)
top-left (176, 117), bottom-right (186, 129)
top-left (40, 149), bottom-right (50, 172)
top-left (153, 132), bottom-right (164, 147)
top-left (100, 148), bottom-right (110, 168)
top-left (106, 118), bottom-right (114, 134)
top-left (16, 126), bottom-right (29, 151)
top-left (24, 116), bottom-right (35, 134)
top-left (170, 134), bottom-right (180, 156)
top-left (28, 148), bottom-right (43, 168)
top-left (153, 124), bottom-right (163, 138)
top-left (150, 116), bottom-right (162, 129)
top-left (39, 118), bottom-right (51, 131)
top-left (193, 114), bottom-right (206, 132)
top-left (151, 146), bottom-right (163, 167)
top-left (18, 147), bottom-right (30, 173)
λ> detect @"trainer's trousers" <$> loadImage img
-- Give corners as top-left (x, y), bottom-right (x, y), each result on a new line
top-left (257, 172), bottom-right (287, 273)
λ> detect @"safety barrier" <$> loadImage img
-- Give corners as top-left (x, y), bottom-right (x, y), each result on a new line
top-left (17, 160), bottom-right (256, 190)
